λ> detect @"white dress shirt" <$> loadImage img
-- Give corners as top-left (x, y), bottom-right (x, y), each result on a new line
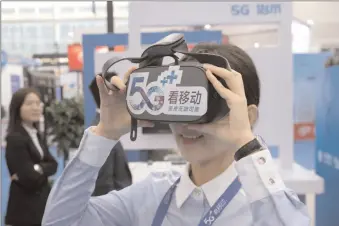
top-left (42, 128), bottom-right (310, 226)
top-left (22, 124), bottom-right (44, 159)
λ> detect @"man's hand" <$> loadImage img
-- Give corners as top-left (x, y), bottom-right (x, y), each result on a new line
top-left (95, 67), bottom-right (154, 140)
top-left (187, 64), bottom-right (255, 152)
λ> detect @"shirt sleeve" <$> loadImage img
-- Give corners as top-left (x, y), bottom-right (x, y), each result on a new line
top-left (235, 149), bottom-right (311, 226)
top-left (42, 128), bottom-right (133, 226)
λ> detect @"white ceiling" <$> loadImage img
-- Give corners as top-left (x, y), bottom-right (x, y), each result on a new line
top-left (293, 2), bottom-right (339, 24)
top-left (293, 2), bottom-right (339, 48)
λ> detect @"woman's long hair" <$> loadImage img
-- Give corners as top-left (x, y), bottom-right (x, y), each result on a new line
top-left (7, 88), bottom-right (41, 135)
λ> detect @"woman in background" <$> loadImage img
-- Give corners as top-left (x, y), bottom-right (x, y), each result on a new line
top-left (5, 88), bottom-right (58, 226)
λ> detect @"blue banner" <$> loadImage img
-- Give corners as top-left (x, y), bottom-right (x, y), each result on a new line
top-left (315, 65), bottom-right (339, 226)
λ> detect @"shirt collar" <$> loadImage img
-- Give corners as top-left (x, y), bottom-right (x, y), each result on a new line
top-left (22, 123), bottom-right (37, 135)
top-left (175, 162), bottom-right (238, 208)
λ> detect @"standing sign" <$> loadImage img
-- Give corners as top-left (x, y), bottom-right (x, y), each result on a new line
top-left (315, 65), bottom-right (339, 226)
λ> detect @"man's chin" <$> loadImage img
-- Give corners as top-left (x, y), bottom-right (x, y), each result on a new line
top-left (177, 142), bottom-right (206, 160)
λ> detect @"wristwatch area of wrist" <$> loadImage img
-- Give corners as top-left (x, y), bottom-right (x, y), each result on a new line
top-left (234, 135), bottom-right (267, 161)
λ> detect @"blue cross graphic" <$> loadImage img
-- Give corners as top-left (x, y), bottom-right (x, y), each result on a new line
top-left (167, 71), bottom-right (177, 84)
top-left (160, 78), bottom-right (168, 86)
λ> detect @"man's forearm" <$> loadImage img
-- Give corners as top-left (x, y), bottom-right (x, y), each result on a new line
top-left (43, 128), bottom-right (118, 226)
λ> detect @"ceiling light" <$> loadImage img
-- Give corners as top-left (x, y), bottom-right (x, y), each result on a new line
top-left (254, 42), bottom-right (260, 48)
top-left (204, 24), bottom-right (211, 30)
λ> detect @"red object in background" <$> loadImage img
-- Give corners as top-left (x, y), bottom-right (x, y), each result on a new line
top-left (68, 44), bottom-right (83, 71)
top-left (114, 45), bottom-right (125, 52)
top-left (188, 44), bottom-right (195, 50)
top-left (294, 122), bottom-right (315, 141)
top-left (67, 45), bottom-right (125, 72)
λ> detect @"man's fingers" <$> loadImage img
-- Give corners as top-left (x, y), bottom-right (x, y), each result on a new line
top-left (206, 70), bottom-right (236, 102)
top-left (204, 64), bottom-right (245, 97)
top-left (123, 66), bottom-right (137, 84)
top-left (97, 67), bottom-right (137, 98)
top-left (111, 76), bottom-right (126, 91)
top-left (96, 75), bottom-right (109, 99)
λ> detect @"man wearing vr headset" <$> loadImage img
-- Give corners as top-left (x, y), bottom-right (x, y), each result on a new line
top-left (42, 43), bottom-right (309, 226)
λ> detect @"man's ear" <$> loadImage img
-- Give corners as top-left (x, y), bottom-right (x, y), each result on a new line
top-left (247, 105), bottom-right (258, 127)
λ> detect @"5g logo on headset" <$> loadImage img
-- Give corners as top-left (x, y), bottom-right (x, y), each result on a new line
top-left (126, 73), bottom-right (165, 116)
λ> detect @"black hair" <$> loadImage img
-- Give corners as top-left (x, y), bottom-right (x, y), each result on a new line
top-left (7, 87), bottom-right (41, 134)
top-left (182, 43), bottom-right (260, 106)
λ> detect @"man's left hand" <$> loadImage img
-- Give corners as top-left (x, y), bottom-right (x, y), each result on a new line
top-left (187, 64), bottom-right (255, 151)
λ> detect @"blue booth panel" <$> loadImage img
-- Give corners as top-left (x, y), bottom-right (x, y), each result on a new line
top-left (315, 65), bottom-right (339, 226)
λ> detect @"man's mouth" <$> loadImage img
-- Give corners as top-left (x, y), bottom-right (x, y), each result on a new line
top-left (180, 134), bottom-right (204, 144)
top-left (181, 134), bottom-right (203, 139)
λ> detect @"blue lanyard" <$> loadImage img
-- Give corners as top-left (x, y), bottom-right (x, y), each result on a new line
top-left (151, 176), bottom-right (241, 226)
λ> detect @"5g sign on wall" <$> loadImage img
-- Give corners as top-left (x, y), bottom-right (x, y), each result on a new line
top-left (231, 3), bottom-right (282, 16)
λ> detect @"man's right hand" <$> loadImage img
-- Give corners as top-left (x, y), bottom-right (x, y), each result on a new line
top-left (94, 67), bottom-right (154, 140)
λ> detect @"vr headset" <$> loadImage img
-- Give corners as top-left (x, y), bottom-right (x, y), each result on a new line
top-left (101, 33), bottom-right (232, 141)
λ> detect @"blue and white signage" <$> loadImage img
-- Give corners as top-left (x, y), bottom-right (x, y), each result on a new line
top-left (231, 3), bottom-right (282, 16)
top-left (129, 2), bottom-right (289, 29)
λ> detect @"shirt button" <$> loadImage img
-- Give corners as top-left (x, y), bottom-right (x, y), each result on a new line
top-left (268, 178), bottom-right (275, 185)
top-left (195, 189), bottom-right (201, 196)
top-left (193, 189), bottom-right (203, 200)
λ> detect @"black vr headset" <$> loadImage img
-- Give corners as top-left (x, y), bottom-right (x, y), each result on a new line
top-left (101, 33), bottom-right (232, 141)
